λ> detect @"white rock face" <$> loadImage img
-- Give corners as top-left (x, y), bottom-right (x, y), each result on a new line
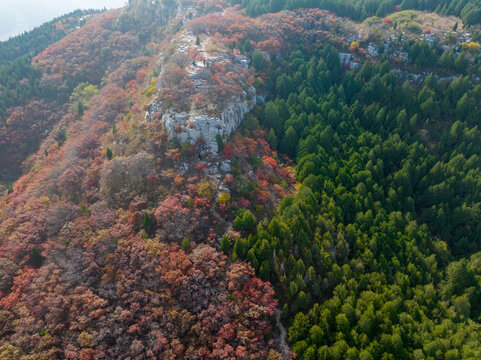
top-left (338, 52), bottom-right (353, 65)
top-left (159, 85), bottom-right (256, 153)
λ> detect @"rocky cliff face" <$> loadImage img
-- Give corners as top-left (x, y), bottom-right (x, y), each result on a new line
top-left (158, 86), bottom-right (256, 153)
top-left (145, 29), bottom-right (256, 154)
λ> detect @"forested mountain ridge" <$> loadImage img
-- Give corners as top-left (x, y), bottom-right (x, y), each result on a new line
top-left (1, 0), bottom-right (481, 359)
top-left (0, 9), bottom-right (105, 184)
top-left (0, 9), bottom-right (103, 66)
top-left (239, 0), bottom-right (481, 27)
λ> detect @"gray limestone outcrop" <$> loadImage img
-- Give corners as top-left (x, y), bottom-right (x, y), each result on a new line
top-left (158, 85), bottom-right (256, 153)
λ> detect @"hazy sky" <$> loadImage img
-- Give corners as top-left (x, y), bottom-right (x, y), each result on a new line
top-left (0, 0), bottom-right (127, 41)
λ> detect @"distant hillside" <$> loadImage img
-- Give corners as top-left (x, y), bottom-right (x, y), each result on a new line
top-left (0, 9), bottom-right (104, 66)
top-left (239, 0), bottom-right (481, 27)
top-left (0, 9), bottom-right (108, 180)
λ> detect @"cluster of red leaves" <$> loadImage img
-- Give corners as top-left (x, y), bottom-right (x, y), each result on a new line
top-left (194, 197), bottom-right (211, 210)
top-left (195, 162), bottom-right (208, 171)
top-left (208, 70), bottom-right (245, 104)
top-left (223, 132), bottom-right (296, 212)
top-left (256, 38), bottom-right (282, 53)
top-left (154, 193), bottom-right (207, 241)
top-left (239, 197), bottom-right (252, 208)
top-left (188, 8), bottom-right (334, 53)
top-left (221, 144), bottom-right (234, 159)
top-left (161, 81), bottom-right (196, 110)
top-left (228, 132), bottom-right (272, 160)
top-left (0, 101), bottom-right (62, 177)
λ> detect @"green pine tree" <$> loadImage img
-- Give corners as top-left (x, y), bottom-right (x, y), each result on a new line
top-left (182, 237), bottom-right (191, 251)
top-left (30, 247), bottom-right (43, 268)
top-left (220, 235), bottom-right (231, 254)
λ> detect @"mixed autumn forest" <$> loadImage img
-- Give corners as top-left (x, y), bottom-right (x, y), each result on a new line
top-left (1, 0), bottom-right (481, 359)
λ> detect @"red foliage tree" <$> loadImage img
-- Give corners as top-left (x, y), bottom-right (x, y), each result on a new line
top-left (154, 194), bottom-right (203, 241)
top-left (75, 134), bottom-right (100, 159)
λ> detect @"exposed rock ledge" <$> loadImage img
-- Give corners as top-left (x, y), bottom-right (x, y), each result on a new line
top-left (158, 86), bottom-right (256, 153)
top-left (144, 26), bottom-right (256, 154)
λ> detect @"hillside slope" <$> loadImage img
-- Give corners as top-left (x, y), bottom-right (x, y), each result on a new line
top-left (0, 10), bottom-right (105, 183)
top-left (1, 0), bottom-right (481, 359)
top-left (0, 1), bottom-right (286, 358)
